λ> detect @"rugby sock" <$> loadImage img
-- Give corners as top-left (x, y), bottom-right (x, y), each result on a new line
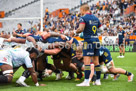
top-left (0, 75), bottom-right (8, 83)
top-left (69, 71), bottom-right (74, 79)
top-left (95, 65), bottom-right (101, 80)
top-left (125, 71), bottom-right (132, 76)
top-left (22, 70), bottom-right (30, 78)
top-left (91, 74), bottom-right (97, 82)
top-left (123, 53), bottom-right (125, 56)
top-left (37, 71), bottom-right (43, 81)
top-left (76, 69), bottom-right (80, 75)
top-left (76, 69), bottom-right (82, 79)
top-left (84, 65), bottom-right (91, 82)
top-left (54, 69), bottom-right (61, 74)
top-left (17, 76), bottom-right (26, 82)
top-left (120, 53), bottom-right (122, 56)
top-left (113, 73), bottom-right (117, 75)
top-left (0, 71), bottom-right (2, 75)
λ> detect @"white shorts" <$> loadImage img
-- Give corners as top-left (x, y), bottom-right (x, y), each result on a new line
top-left (0, 50), bottom-right (12, 67)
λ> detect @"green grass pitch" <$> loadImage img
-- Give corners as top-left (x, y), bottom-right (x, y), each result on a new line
top-left (0, 52), bottom-right (136, 91)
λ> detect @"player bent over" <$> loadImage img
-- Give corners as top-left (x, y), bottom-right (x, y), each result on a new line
top-left (99, 47), bottom-right (134, 82)
top-left (0, 47), bottom-right (45, 86)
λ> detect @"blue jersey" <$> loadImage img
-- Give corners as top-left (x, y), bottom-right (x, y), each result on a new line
top-left (40, 36), bottom-right (79, 57)
top-left (79, 13), bottom-right (101, 41)
top-left (53, 36), bottom-right (79, 57)
top-left (80, 13), bottom-right (101, 56)
top-left (118, 30), bottom-right (125, 42)
top-left (71, 38), bottom-right (79, 57)
top-left (99, 47), bottom-right (112, 64)
top-left (40, 37), bottom-right (67, 43)
top-left (15, 29), bottom-right (26, 39)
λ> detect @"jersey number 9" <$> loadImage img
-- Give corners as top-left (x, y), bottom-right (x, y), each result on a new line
top-left (92, 26), bottom-right (97, 34)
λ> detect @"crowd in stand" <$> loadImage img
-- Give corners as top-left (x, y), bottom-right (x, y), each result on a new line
top-left (91, 0), bottom-right (136, 37)
top-left (1, 0), bottom-right (136, 39)
top-left (43, 0), bottom-right (136, 37)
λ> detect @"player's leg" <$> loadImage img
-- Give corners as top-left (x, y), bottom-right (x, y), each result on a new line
top-left (93, 56), bottom-right (101, 85)
top-left (118, 42), bottom-right (125, 58)
top-left (26, 36), bottom-right (37, 48)
top-left (119, 45), bottom-right (122, 57)
top-left (65, 63), bottom-right (77, 80)
top-left (76, 56), bottom-right (92, 86)
top-left (89, 64), bottom-right (94, 82)
top-left (122, 44), bottom-right (125, 57)
top-left (53, 58), bottom-right (63, 70)
top-left (107, 61), bottom-right (134, 82)
top-left (76, 42), bottom-right (96, 86)
top-left (92, 45), bottom-right (101, 85)
top-left (45, 63), bottom-right (61, 76)
top-left (0, 64), bottom-right (13, 83)
top-left (16, 69), bottom-right (30, 87)
top-left (53, 58), bottom-right (64, 80)
top-left (75, 61), bottom-right (84, 80)
top-left (61, 57), bottom-right (77, 80)
top-left (16, 55), bottom-right (45, 87)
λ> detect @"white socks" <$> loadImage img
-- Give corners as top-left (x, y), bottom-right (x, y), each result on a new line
top-left (18, 76), bottom-right (26, 82)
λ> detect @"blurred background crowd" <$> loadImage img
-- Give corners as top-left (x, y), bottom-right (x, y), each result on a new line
top-left (0, 0), bottom-right (136, 44)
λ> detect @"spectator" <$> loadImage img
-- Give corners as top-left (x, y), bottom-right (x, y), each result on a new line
top-left (13, 23), bottom-right (26, 39)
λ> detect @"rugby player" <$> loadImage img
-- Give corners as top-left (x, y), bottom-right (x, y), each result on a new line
top-left (99, 47), bottom-right (134, 82)
top-left (117, 26), bottom-right (126, 58)
top-left (0, 47), bottom-right (45, 86)
top-left (72, 4), bottom-right (102, 86)
top-left (68, 46), bottom-right (84, 80)
top-left (13, 23), bottom-right (27, 39)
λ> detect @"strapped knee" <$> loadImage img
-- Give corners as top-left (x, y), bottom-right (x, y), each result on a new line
top-left (2, 70), bottom-right (13, 83)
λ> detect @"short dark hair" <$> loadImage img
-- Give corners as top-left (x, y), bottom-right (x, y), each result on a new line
top-left (26, 47), bottom-right (39, 55)
top-left (18, 23), bottom-right (22, 26)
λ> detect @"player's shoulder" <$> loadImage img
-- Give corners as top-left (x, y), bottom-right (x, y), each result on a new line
top-left (122, 30), bottom-right (125, 32)
top-left (100, 47), bottom-right (108, 51)
top-left (15, 48), bottom-right (29, 55)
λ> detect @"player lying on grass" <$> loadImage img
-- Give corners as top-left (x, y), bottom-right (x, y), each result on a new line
top-left (98, 47), bottom-right (134, 82)
top-left (0, 47), bottom-right (45, 86)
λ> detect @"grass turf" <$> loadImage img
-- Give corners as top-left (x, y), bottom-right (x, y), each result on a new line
top-left (0, 52), bottom-right (136, 91)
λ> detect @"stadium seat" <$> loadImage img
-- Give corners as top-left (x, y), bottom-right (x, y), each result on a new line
top-left (0, 22), bottom-right (2, 28)
top-left (0, 11), bottom-right (5, 18)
